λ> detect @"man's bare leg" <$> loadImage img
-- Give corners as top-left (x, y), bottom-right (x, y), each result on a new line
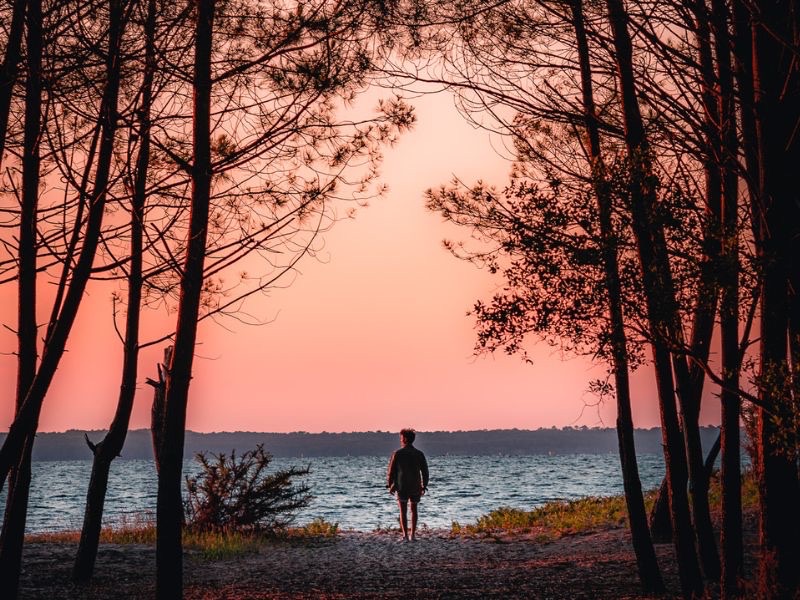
top-left (410, 501), bottom-right (418, 541)
top-left (398, 499), bottom-right (409, 540)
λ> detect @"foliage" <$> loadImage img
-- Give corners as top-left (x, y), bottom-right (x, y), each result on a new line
top-left (707, 469), bottom-right (759, 515)
top-left (453, 470), bottom-right (760, 541)
top-left (291, 517), bottom-right (339, 538)
top-left (184, 445), bottom-right (312, 533)
top-left (427, 155), bottom-right (704, 370)
top-left (451, 494), bottom-right (633, 541)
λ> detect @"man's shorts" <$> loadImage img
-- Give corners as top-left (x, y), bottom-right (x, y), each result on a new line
top-left (397, 493), bottom-right (421, 503)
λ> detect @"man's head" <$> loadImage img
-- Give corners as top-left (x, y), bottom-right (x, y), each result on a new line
top-left (400, 428), bottom-right (416, 445)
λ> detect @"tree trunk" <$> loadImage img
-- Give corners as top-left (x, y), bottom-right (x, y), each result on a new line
top-left (0, 0), bottom-right (126, 493)
top-left (156, 1), bottom-right (215, 597)
top-left (751, 0), bottom-right (800, 595)
top-left (711, 0), bottom-right (744, 592)
top-left (148, 347), bottom-right (172, 476)
top-left (73, 0), bottom-right (156, 581)
top-left (570, 0), bottom-right (663, 591)
top-left (605, 0), bottom-right (704, 595)
top-left (0, 0), bottom-right (42, 594)
top-left (731, 0), bottom-right (761, 242)
top-left (648, 478), bottom-right (671, 543)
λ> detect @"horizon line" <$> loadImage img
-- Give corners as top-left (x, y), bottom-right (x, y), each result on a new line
top-left (12, 425), bottom-right (724, 436)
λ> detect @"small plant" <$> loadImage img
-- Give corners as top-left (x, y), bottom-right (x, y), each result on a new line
top-left (295, 517), bottom-right (339, 538)
top-left (184, 444), bottom-right (312, 532)
top-left (183, 530), bottom-right (262, 559)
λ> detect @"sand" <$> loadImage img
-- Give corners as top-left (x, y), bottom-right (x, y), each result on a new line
top-left (14, 525), bottom-right (713, 599)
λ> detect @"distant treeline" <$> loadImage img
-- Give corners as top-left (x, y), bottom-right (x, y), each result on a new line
top-left (0, 427), bottom-right (723, 461)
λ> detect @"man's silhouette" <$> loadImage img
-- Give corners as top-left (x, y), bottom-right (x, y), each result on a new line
top-left (387, 428), bottom-right (429, 541)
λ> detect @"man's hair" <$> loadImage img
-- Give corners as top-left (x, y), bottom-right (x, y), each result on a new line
top-left (400, 428), bottom-right (416, 443)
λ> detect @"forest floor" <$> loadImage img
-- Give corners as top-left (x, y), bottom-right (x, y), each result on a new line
top-left (19, 516), bottom-right (758, 599)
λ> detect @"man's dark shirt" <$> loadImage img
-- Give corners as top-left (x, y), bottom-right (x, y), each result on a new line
top-left (387, 444), bottom-right (429, 496)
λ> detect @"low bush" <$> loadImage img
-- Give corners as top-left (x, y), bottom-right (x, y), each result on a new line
top-left (184, 444), bottom-right (312, 533)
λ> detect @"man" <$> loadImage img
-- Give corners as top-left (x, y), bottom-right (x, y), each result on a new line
top-left (387, 428), bottom-right (429, 542)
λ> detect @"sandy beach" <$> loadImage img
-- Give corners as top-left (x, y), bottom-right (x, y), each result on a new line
top-left (16, 525), bottom-right (721, 599)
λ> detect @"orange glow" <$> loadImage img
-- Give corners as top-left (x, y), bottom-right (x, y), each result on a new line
top-left (0, 92), bottom-right (720, 433)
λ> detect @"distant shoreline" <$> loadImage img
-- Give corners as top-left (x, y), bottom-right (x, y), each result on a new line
top-left (1, 427), bottom-right (722, 461)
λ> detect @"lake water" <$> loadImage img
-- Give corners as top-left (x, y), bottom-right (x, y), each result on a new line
top-left (9, 454), bottom-right (667, 533)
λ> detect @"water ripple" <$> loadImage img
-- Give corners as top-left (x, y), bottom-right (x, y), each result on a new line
top-left (0, 454), bottom-right (668, 533)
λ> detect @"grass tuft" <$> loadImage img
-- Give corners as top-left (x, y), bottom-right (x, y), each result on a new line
top-left (286, 517), bottom-right (339, 538)
top-left (184, 530), bottom-right (261, 559)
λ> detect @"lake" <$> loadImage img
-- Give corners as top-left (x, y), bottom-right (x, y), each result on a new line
top-left (8, 453), bottom-right (667, 533)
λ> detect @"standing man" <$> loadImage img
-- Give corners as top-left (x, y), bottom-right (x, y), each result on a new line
top-left (387, 428), bottom-right (429, 542)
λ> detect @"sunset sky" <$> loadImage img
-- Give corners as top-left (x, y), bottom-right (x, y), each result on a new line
top-left (0, 90), bottom-right (722, 434)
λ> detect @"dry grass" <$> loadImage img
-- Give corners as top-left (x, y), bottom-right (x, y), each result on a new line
top-left (452, 469), bottom-right (758, 541)
top-left (26, 515), bottom-right (340, 559)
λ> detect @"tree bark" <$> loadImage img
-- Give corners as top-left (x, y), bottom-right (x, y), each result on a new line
top-left (73, 0), bottom-right (156, 582)
top-left (0, 0), bottom-right (126, 493)
top-left (604, 0), bottom-right (704, 595)
top-left (751, 1), bottom-right (800, 593)
top-left (0, 0), bottom-right (42, 594)
top-left (156, 1), bottom-right (215, 597)
top-left (710, 0), bottom-right (744, 592)
top-left (731, 0), bottom-right (761, 243)
top-left (570, 0), bottom-right (663, 592)
top-left (148, 347), bottom-right (172, 477)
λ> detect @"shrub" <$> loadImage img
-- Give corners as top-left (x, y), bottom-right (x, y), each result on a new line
top-left (295, 517), bottom-right (339, 538)
top-left (184, 444), bottom-right (312, 532)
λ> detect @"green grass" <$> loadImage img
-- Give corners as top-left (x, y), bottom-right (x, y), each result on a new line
top-left (452, 469), bottom-right (758, 541)
top-left (452, 495), bottom-right (632, 541)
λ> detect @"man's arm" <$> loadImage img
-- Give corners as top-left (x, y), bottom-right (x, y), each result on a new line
top-left (387, 451), bottom-right (397, 491)
top-left (420, 452), bottom-right (429, 490)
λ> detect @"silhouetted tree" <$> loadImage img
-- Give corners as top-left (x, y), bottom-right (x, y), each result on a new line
top-left (0, 0), bottom-right (128, 596)
top-left (0, 0), bottom-right (42, 593)
top-left (72, 0), bottom-right (161, 582)
top-left (750, 0), bottom-right (800, 594)
top-left (570, 0), bottom-right (662, 590)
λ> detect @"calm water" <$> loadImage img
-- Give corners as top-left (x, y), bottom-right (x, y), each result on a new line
top-left (8, 454), bottom-right (666, 533)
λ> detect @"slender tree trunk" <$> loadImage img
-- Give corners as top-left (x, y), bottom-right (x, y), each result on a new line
top-left (156, 1), bottom-right (215, 596)
top-left (644, 1), bottom-right (730, 563)
top-left (752, 1), bottom-right (800, 593)
top-left (0, 0), bottom-right (26, 170)
top-left (0, 0), bottom-right (126, 494)
top-left (0, 0), bottom-right (42, 594)
top-left (571, 0), bottom-right (663, 591)
top-left (710, 0), bottom-right (744, 593)
top-left (732, 0), bottom-right (761, 241)
top-left (73, 0), bottom-right (156, 581)
top-left (659, 3), bottom-right (725, 581)
top-left (605, 0), bottom-right (704, 595)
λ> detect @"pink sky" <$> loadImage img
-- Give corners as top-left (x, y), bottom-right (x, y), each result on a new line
top-left (0, 91), bottom-right (722, 433)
